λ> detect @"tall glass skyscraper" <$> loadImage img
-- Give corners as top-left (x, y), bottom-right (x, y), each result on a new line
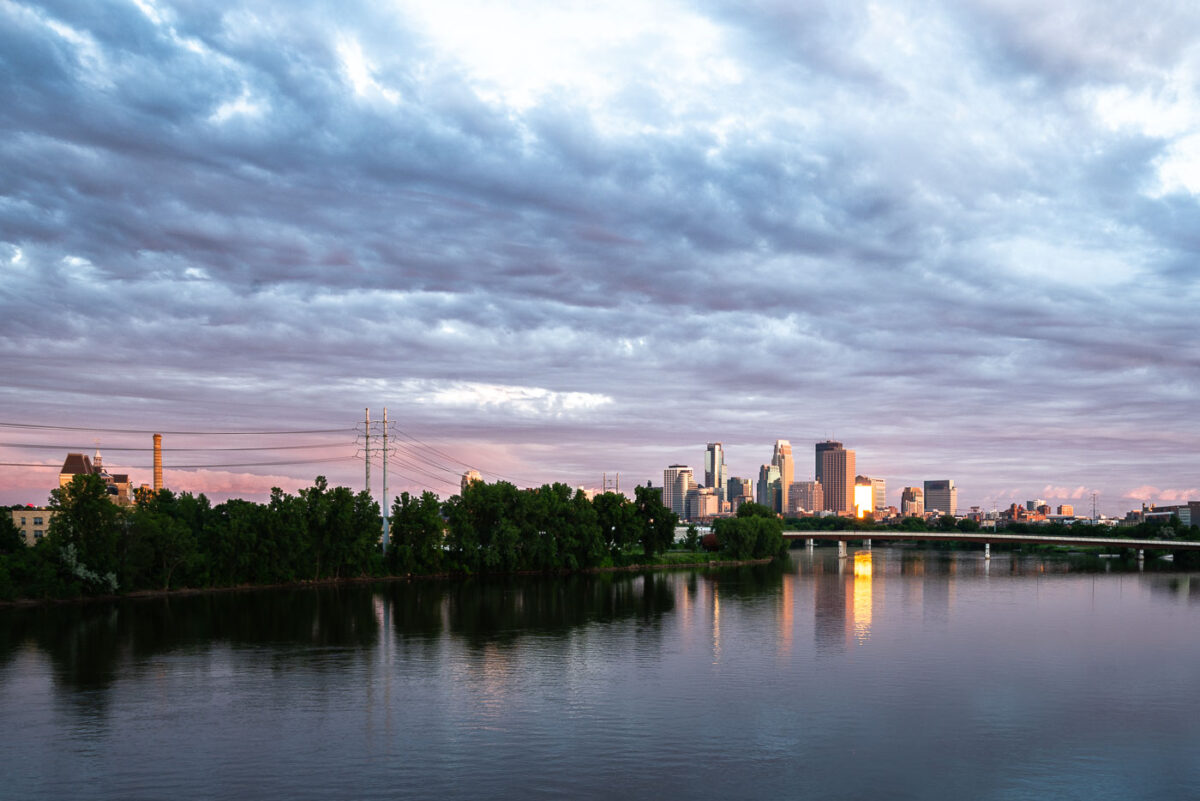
top-left (704, 443), bottom-right (727, 503)
top-left (771, 440), bottom-right (793, 514)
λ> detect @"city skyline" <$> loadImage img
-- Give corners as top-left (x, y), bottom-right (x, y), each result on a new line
top-left (3, 1), bottom-right (1199, 514)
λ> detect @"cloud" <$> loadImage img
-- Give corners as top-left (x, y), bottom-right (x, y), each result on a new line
top-left (0, 0), bottom-right (1198, 513)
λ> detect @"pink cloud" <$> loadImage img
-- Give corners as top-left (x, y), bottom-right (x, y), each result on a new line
top-left (1123, 485), bottom-right (1199, 503)
top-left (161, 470), bottom-right (310, 502)
top-left (1039, 484), bottom-right (1094, 500)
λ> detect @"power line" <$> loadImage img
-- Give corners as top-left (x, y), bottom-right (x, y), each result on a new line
top-left (0, 441), bottom-right (352, 452)
top-left (0, 456), bottom-right (358, 469)
top-left (0, 421), bottom-right (354, 435)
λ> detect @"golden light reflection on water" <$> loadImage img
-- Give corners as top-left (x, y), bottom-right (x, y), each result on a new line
top-left (852, 551), bottom-right (873, 644)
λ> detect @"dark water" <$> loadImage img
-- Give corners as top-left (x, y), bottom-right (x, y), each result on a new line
top-left (3, 547), bottom-right (1200, 800)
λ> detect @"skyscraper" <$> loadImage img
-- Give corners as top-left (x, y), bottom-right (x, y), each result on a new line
top-left (771, 440), bottom-right (793, 514)
top-left (815, 441), bottom-right (856, 515)
top-left (924, 480), bottom-right (957, 516)
top-left (705, 443), bottom-right (728, 503)
top-left (854, 476), bottom-right (875, 519)
top-left (901, 486), bottom-right (924, 517)
top-left (757, 463), bottom-right (780, 510)
top-left (664, 465), bottom-right (694, 519)
top-left (788, 480), bottom-right (823, 514)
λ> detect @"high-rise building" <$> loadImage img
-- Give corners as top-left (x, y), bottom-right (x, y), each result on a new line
top-left (757, 463), bottom-right (780, 510)
top-left (788, 480), bottom-right (823, 514)
top-left (901, 487), bottom-right (924, 517)
top-left (460, 469), bottom-right (483, 493)
top-left (685, 486), bottom-right (719, 520)
top-left (853, 475), bottom-right (877, 519)
top-left (720, 479), bottom-right (748, 503)
top-left (924, 480), bottom-right (957, 516)
top-left (771, 440), bottom-right (793, 513)
top-left (1026, 498), bottom-right (1046, 512)
top-left (664, 465), bottom-right (694, 519)
top-left (705, 443), bottom-right (728, 503)
top-left (815, 441), bottom-right (856, 515)
top-left (1057, 504), bottom-right (1074, 516)
top-left (871, 477), bottom-right (886, 512)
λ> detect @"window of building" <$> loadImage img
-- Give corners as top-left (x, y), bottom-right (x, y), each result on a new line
top-left (19, 517), bottom-right (26, 526)
top-left (34, 530), bottom-right (44, 539)
top-left (33, 517), bottom-right (43, 526)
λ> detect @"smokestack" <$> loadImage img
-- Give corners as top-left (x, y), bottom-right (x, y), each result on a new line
top-left (153, 433), bottom-right (163, 492)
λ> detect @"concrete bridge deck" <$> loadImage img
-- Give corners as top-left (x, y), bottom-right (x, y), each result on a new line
top-left (783, 530), bottom-right (1200, 551)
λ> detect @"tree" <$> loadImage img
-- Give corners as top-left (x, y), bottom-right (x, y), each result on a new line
top-left (0, 513), bottom-right (22, 554)
top-left (936, 514), bottom-right (958, 531)
top-left (47, 473), bottom-right (122, 593)
top-left (684, 525), bottom-right (699, 551)
top-left (390, 490), bottom-right (444, 573)
top-left (593, 491), bottom-right (636, 560)
top-left (634, 483), bottom-right (677, 558)
top-left (737, 502), bottom-right (776, 519)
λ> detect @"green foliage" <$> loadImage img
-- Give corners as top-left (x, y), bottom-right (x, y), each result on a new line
top-left (48, 473), bottom-right (123, 594)
top-left (0, 514), bottom-right (23, 554)
top-left (737, 502), bottom-right (776, 519)
top-left (956, 518), bottom-right (981, 532)
top-left (389, 490), bottom-right (445, 574)
top-left (684, 525), bottom-right (700, 551)
top-left (936, 514), bottom-right (958, 531)
top-left (713, 516), bottom-right (786, 560)
top-left (634, 483), bottom-right (677, 559)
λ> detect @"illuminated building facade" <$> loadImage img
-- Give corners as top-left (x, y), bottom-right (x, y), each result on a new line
top-left (815, 441), bottom-right (855, 515)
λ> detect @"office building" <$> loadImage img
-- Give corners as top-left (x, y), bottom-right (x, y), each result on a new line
top-left (854, 476), bottom-right (875, 518)
top-left (705, 443), bottom-right (728, 503)
top-left (727, 477), bottom-right (752, 504)
top-left (815, 441), bottom-right (855, 515)
top-left (757, 463), bottom-right (780, 510)
top-left (771, 440), bottom-right (793, 514)
top-left (461, 469), bottom-right (483, 494)
top-left (788, 480), bottom-right (823, 515)
top-left (901, 487), bottom-right (924, 517)
top-left (663, 465), bottom-right (694, 519)
top-left (924, 480), bottom-right (957, 516)
top-left (685, 486), bottom-right (719, 520)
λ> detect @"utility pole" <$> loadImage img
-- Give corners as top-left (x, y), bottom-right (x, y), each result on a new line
top-left (364, 407), bottom-right (371, 498)
top-left (381, 406), bottom-right (389, 553)
top-left (1092, 491), bottom-right (1098, 523)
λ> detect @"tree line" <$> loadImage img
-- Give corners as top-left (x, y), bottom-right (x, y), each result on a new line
top-left (0, 473), bottom-right (786, 601)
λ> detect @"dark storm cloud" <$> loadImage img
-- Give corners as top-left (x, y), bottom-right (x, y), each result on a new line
top-left (1, 0), bottom-right (1198, 509)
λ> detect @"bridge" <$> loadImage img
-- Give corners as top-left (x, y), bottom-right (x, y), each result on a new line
top-left (783, 530), bottom-right (1200, 560)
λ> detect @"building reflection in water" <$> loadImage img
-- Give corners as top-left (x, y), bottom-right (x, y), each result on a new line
top-left (813, 556), bottom-right (846, 654)
top-left (851, 551), bottom-right (873, 645)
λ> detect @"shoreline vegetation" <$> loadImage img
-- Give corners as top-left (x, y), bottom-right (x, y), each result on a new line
top-left (5, 475), bottom-right (1196, 606)
top-left (0, 475), bottom-right (786, 604)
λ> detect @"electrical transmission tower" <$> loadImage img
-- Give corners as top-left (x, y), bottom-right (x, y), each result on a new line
top-left (356, 407), bottom-right (393, 553)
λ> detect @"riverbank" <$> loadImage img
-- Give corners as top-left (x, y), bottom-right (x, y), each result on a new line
top-left (0, 555), bottom-right (775, 609)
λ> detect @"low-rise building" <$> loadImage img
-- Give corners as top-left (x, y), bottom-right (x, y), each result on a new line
top-left (10, 507), bottom-right (55, 546)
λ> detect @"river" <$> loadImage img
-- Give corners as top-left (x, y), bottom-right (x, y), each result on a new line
top-left (2, 547), bottom-right (1199, 800)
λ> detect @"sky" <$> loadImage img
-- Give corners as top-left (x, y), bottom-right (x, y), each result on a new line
top-left (2, 0), bottom-right (1199, 514)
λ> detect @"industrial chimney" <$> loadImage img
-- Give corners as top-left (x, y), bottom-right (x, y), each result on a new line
top-left (153, 433), bottom-right (163, 492)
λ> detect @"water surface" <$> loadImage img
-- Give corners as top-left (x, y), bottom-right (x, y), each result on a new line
top-left (3, 547), bottom-right (1199, 800)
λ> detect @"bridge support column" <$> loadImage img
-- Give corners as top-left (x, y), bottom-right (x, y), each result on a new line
top-left (806, 538), bottom-right (815, 548)
top-left (864, 539), bottom-right (871, 549)
top-left (984, 543), bottom-right (990, 560)
top-left (838, 541), bottom-right (847, 559)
